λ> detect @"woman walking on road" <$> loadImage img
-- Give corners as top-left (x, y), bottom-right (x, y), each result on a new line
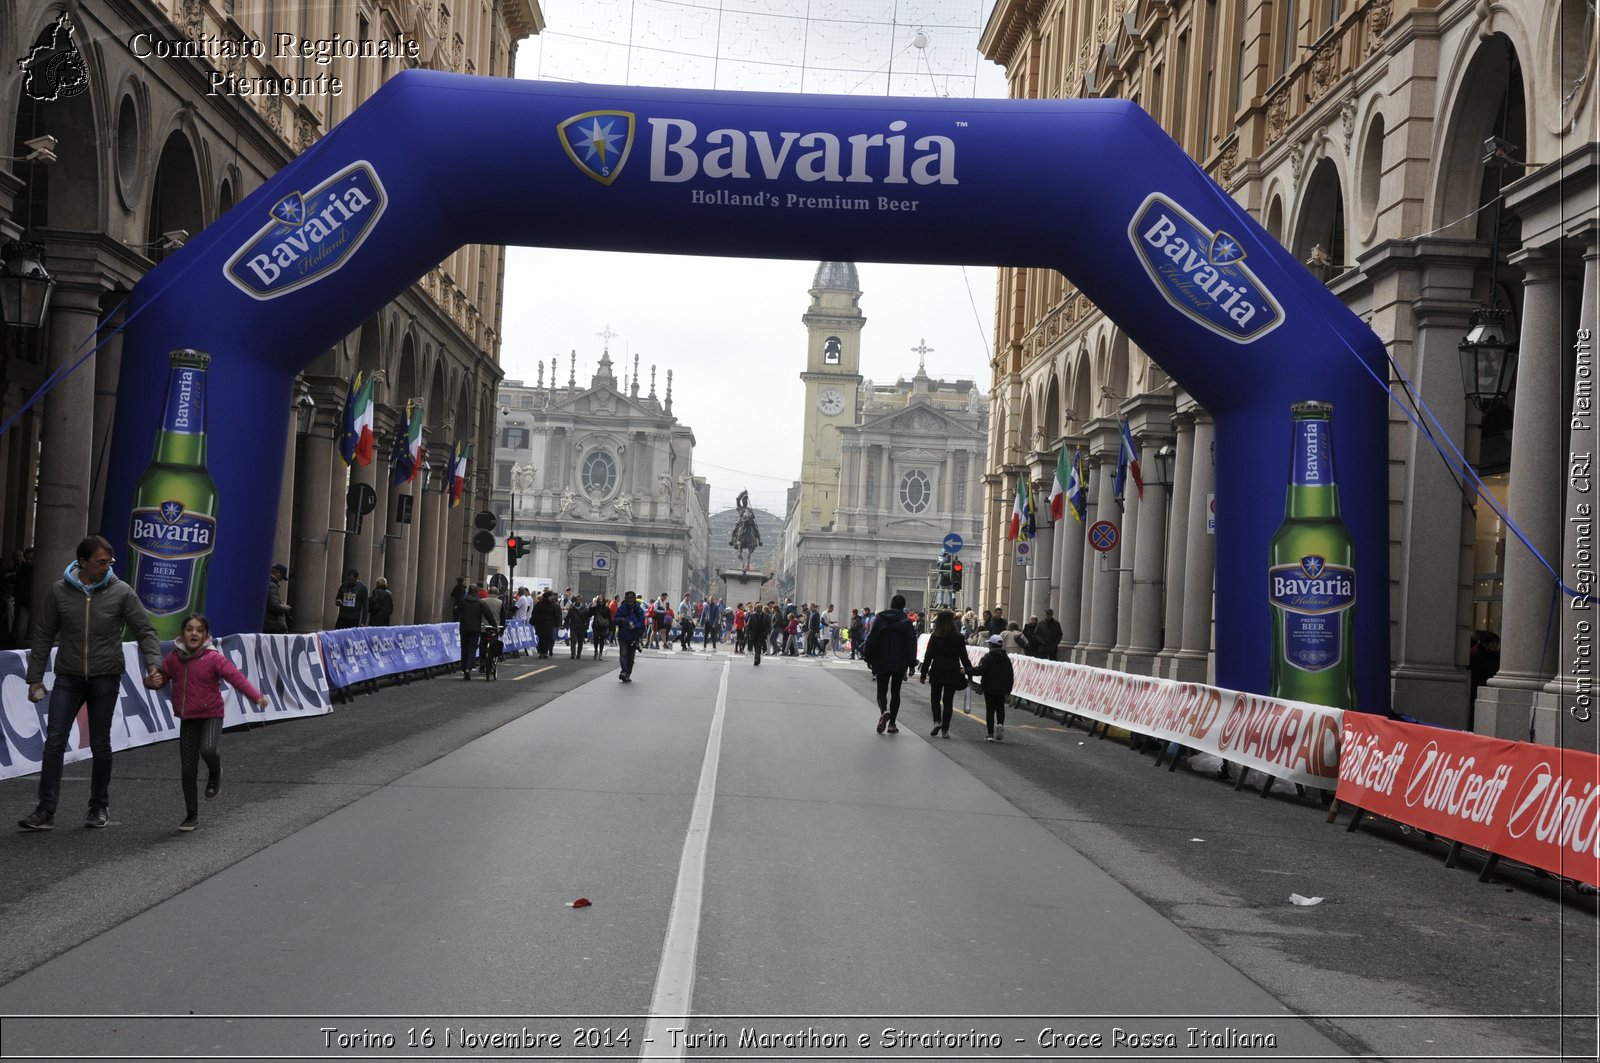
top-left (161, 614), bottom-right (268, 832)
top-left (566, 597), bottom-right (590, 660)
top-left (920, 610), bottom-right (970, 739)
top-left (589, 596), bottom-right (611, 660)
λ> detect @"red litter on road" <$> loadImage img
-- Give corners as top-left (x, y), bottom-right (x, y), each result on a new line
top-left (566, 898), bottom-right (592, 908)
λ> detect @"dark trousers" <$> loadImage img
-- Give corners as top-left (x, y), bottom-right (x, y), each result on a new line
top-left (179, 716), bottom-right (223, 816)
top-left (930, 682), bottom-right (958, 731)
top-left (460, 631), bottom-right (480, 673)
top-left (619, 638), bottom-right (638, 677)
top-left (875, 672), bottom-right (904, 723)
top-left (591, 634), bottom-right (606, 659)
top-left (983, 689), bottom-right (1008, 734)
top-left (751, 636), bottom-right (764, 665)
top-left (570, 633), bottom-right (585, 659)
top-left (36, 673), bottom-right (122, 814)
top-left (536, 625), bottom-right (556, 657)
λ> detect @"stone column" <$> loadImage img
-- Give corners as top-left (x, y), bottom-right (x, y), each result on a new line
top-left (345, 407), bottom-right (390, 585)
top-left (1085, 449), bottom-right (1121, 666)
top-left (1075, 455), bottom-right (1102, 662)
top-left (1393, 293), bottom-right (1479, 725)
top-left (273, 402), bottom-right (297, 577)
top-left (32, 284), bottom-right (101, 603)
top-left (1126, 437), bottom-right (1169, 673)
top-left (1178, 415), bottom-right (1216, 682)
top-left (1480, 249), bottom-right (1566, 740)
top-left (323, 454), bottom-right (350, 629)
top-left (1158, 412), bottom-right (1196, 676)
top-left (1027, 473), bottom-right (1055, 622)
top-left (416, 443), bottom-right (450, 623)
top-left (88, 304), bottom-right (123, 534)
top-left (1056, 456), bottom-right (1086, 648)
top-left (1111, 472), bottom-right (1140, 665)
top-left (290, 404), bottom-right (338, 633)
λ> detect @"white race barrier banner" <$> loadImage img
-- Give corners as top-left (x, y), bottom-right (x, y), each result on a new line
top-left (0, 633), bottom-right (331, 782)
top-left (919, 637), bottom-right (1344, 790)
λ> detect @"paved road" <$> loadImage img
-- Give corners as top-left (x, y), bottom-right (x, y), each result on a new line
top-left (0, 645), bottom-right (1594, 1061)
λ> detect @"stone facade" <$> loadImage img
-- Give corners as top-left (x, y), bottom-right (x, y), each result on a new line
top-left (779, 262), bottom-right (988, 612)
top-left (491, 352), bottom-right (709, 603)
top-left (979, 0), bottom-right (1598, 745)
top-left (0, 0), bottom-right (541, 631)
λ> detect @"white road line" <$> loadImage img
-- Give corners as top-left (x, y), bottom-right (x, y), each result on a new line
top-left (641, 659), bottom-right (731, 1060)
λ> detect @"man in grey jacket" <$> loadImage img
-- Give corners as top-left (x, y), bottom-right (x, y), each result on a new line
top-left (19, 536), bottom-right (164, 831)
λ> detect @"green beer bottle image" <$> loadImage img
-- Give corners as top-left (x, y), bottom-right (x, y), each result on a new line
top-left (127, 349), bottom-right (218, 638)
top-left (1267, 400), bottom-right (1357, 709)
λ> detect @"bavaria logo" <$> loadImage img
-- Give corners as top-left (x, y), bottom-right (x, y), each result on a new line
top-left (1300, 555), bottom-right (1325, 579)
top-left (160, 500), bottom-right (184, 524)
top-left (224, 161), bottom-right (387, 300)
top-left (558, 111), bottom-right (636, 185)
top-left (1128, 193), bottom-right (1284, 343)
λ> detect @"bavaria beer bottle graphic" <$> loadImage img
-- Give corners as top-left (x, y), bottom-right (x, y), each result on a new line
top-left (128, 349), bottom-right (218, 638)
top-left (1268, 401), bottom-right (1357, 709)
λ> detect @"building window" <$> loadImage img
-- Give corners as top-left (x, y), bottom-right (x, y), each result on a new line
top-left (824, 336), bottom-right (842, 364)
top-left (496, 461), bottom-right (513, 489)
top-left (899, 469), bottom-right (932, 514)
top-left (501, 426), bottom-right (529, 449)
top-left (582, 450), bottom-right (617, 497)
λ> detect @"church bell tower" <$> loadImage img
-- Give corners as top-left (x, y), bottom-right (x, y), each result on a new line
top-left (797, 261), bottom-right (865, 532)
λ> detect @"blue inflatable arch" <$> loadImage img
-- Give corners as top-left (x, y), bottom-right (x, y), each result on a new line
top-left (104, 71), bottom-right (1390, 711)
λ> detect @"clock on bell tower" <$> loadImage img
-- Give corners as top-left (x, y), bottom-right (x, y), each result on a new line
top-left (798, 261), bottom-right (864, 533)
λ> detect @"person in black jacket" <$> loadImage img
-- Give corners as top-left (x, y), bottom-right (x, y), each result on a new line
top-left (919, 610), bottom-right (970, 738)
top-left (566, 597), bottom-right (590, 659)
top-left (368, 577), bottom-right (394, 626)
top-left (861, 594), bottom-right (917, 734)
top-left (969, 633), bottom-right (1016, 740)
top-left (531, 589), bottom-right (562, 658)
top-left (744, 602), bottom-right (773, 666)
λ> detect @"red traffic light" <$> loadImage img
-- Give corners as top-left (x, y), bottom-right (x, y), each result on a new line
top-left (506, 536), bottom-right (520, 549)
top-left (951, 561), bottom-right (962, 573)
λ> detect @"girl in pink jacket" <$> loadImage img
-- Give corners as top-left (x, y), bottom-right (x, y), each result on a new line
top-left (160, 614), bottom-right (268, 832)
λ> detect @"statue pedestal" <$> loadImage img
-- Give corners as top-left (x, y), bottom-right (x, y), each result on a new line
top-left (719, 568), bottom-right (768, 604)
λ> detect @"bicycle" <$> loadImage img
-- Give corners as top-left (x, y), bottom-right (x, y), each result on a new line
top-left (479, 625), bottom-right (501, 681)
top-left (833, 629), bottom-right (861, 660)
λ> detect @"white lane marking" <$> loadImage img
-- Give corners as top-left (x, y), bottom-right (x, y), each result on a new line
top-left (641, 659), bottom-right (731, 1060)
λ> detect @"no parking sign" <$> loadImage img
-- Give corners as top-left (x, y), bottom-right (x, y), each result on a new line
top-left (1089, 520), bottom-right (1120, 553)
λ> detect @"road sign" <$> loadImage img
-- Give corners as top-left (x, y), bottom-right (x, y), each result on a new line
top-left (1014, 540), bottom-right (1032, 566)
top-left (1089, 519), bottom-right (1119, 553)
top-left (472, 529), bottom-right (495, 554)
top-left (1206, 492), bottom-right (1216, 535)
top-left (942, 532), bottom-right (964, 554)
top-left (474, 510), bottom-right (498, 531)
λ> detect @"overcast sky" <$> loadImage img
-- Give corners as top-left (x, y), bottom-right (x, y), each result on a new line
top-left (499, 0), bottom-right (1007, 517)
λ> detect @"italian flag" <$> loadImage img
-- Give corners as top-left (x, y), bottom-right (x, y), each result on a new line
top-left (1007, 478), bottom-right (1035, 541)
top-left (449, 442), bottom-right (470, 508)
top-left (392, 402), bottom-right (425, 486)
top-left (1047, 447), bottom-right (1071, 520)
top-left (350, 374), bottom-right (376, 466)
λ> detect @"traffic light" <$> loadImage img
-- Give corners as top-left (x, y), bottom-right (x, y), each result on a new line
top-left (950, 559), bottom-right (964, 592)
top-left (506, 534), bottom-right (531, 568)
top-left (937, 552), bottom-right (952, 588)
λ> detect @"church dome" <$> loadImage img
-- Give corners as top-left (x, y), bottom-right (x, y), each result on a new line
top-left (811, 261), bottom-right (859, 292)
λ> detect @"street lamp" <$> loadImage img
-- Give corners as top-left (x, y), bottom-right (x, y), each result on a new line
top-left (1458, 134), bottom-right (1521, 414)
top-left (294, 385), bottom-right (317, 435)
top-left (1459, 305), bottom-right (1518, 413)
top-left (1152, 443), bottom-right (1177, 494)
top-left (0, 240), bottom-right (55, 331)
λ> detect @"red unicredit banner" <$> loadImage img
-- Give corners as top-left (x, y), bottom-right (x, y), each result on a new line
top-left (1336, 714), bottom-right (1600, 888)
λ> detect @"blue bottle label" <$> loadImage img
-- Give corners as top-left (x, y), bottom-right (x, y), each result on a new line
top-left (1290, 420), bottom-right (1334, 486)
top-left (129, 502), bottom-right (216, 615)
top-left (1269, 555), bottom-right (1355, 671)
top-left (162, 368), bottom-right (206, 435)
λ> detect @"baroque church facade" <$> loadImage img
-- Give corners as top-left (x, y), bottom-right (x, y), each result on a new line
top-left (491, 352), bottom-right (710, 602)
top-left (778, 262), bottom-right (988, 612)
